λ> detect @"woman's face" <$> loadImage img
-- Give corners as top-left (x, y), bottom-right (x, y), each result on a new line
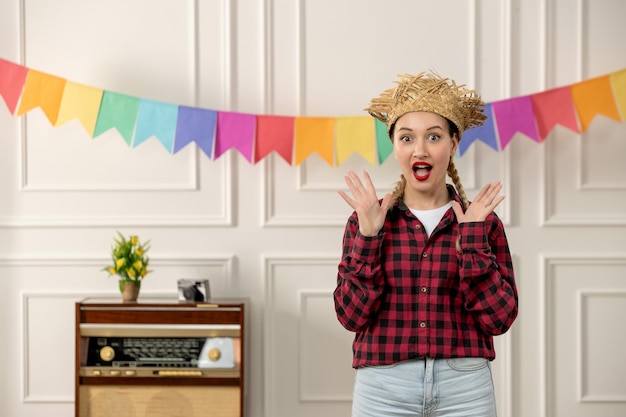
top-left (392, 111), bottom-right (458, 203)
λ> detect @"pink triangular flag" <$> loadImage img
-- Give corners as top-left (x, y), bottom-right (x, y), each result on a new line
top-left (492, 96), bottom-right (540, 149)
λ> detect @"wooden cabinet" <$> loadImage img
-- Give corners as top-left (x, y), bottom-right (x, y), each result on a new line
top-left (75, 297), bottom-right (247, 417)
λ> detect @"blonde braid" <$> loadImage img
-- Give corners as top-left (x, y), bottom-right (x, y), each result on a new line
top-left (447, 158), bottom-right (467, 252)
top-left (447, 158), bottom-right (469, 210)
top-left (390, 174), bottom-right (406, 206)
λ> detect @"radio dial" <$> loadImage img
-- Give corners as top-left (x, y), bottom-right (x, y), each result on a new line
top-left (208, 347), bottom-right (221, 361)
top-left (99, 346), bottom-right (115, 362)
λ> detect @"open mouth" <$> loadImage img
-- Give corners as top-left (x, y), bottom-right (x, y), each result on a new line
top-left (412, 162), bottom-right (432, 181)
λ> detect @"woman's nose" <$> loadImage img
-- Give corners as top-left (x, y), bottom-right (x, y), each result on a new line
top-left (413, 138), bottom-right (427, 156)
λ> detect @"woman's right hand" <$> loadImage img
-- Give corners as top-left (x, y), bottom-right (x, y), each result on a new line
top-left (338, 170), bottom-right (392, 236)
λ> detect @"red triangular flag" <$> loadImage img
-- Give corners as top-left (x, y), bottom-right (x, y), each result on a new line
top-left (531, 86), bottom-right (580, 139)
top-left (0, 58), bottom-right (29, 114)
top-left (255, 115), bottom-right (295, 164)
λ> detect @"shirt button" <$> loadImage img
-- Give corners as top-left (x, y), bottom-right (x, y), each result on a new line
top-left (419, 322), bottom-right (426, 328)
top-left (415, 224), bottom-right (421, 230)
top-left (422, 252), bottom-right (428, 258)
top-left (420, 287), bottom-right (427, 293)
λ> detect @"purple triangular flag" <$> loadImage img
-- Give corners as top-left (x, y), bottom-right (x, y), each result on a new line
top-left (459, 104), bottom-right (499, 156)
top-left (174, 106), bottom-right (217, 157)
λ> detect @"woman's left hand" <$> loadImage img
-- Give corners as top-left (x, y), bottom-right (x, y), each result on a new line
top-left (452, 181), bottom-right (505, 223)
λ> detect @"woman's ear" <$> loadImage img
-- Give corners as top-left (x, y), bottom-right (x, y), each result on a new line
top-left (451, 133), bottom-right (459, 156)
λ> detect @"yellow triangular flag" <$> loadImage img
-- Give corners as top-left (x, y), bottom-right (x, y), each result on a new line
top-left (335, 116), bottom-right (376, 166)
top-left (56, 81), bottom-right (103, 135)
top-left (16, 69), bottom-right (66, 125)
top-left (294, 117), bottom-right (334, 166)
top-left (610, 68), bottom-right (626, 121)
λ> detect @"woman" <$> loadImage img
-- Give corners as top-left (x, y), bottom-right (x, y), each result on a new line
top-left (334, 71), bottom-right (518, 417)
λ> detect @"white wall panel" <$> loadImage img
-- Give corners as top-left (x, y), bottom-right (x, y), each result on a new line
top-left (543, 0), bottom-right (626, 225)
top-left (263, 255), bottom-right (352, 417)
top-left (4, 0), bottom-right (234, 227)
top-left (543, 255), bottom-right (626, 417)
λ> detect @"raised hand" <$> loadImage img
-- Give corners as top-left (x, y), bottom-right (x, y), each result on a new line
top-left (338, 170), bottom-right (392, 236)
top-left (452, 181), bottom-right (505, 223)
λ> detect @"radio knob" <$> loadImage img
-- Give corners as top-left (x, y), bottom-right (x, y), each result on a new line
top-left (100, 346), bottom-right (115, 362)
top-left (208, 347), bottom-right (221, 361)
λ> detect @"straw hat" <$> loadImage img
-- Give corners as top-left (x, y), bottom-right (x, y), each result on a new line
top-left (365, 71), bottom-right (487, 139)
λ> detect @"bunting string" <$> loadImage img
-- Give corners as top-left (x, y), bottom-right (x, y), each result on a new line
top-left (1, 57), bottom-right (625, 165)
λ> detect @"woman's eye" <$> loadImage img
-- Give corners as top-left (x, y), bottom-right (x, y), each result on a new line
top-left (401, 135), bottom-right (412, 142)
top-left (427, 134), bottom-right (440, 141)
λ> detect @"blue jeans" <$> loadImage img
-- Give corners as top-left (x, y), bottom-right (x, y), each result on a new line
top-left (352, 357), bottom-right (497, 417)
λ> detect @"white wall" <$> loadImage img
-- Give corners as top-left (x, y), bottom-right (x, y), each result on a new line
top-left (1, 0), bottom-right (625, 416)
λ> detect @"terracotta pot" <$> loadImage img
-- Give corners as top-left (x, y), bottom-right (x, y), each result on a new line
top-left (120, 281), bottom-right (140, 302)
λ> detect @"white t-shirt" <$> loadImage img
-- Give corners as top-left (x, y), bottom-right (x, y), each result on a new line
top-left (409, 201), bottom-right (453, 237)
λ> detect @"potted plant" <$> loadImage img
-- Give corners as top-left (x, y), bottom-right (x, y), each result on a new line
top-left (103, 232), bottom-right (151, 301)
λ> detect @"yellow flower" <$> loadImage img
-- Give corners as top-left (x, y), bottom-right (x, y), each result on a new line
top-left (103, 232), bottom-right (152, 284)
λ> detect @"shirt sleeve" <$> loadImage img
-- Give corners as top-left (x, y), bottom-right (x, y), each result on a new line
top-left (333, 214), bottom-right (386, 332)
top-left (457, 215), bottom-right (518, 335)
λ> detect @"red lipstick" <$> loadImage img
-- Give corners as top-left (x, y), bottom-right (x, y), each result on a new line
top-left (412, 162), bottom-right (432, 181)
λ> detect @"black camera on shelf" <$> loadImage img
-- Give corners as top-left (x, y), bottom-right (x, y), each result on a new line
top-left (177, 279), bottom-right (210, 302)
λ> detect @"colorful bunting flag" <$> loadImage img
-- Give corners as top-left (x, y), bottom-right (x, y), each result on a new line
top-left (571, 74), bottom-right (621, 132)
top-left (492, 96), bottom-right (540, 150)
top-left (255, 115), bottom-right (295, 164)
top-left (215, 111), bottom-right (256, 163)
top-left (530, 86), bottom-right (580, 140)
top-left (56, 81), bottom-right (103, 135)
top-left (0, 57), bottom-right (625, 166)
top-left (374, 119), bottom-right (393, 164)
top-left (294, 117), bottom-right (335, 166)
top-left (335, 116), bottom-right (376, 166)
top-left (459, 104), bottom-right (499, 156)
top-left (134, 99), bottom-right (178, 152)
top-left (93, 91), bottom-right (140, 145)
top-left (17, 69), bottom-right (66, 125)
top-left (174, 106), bottom-right (217, 157)
top-left (0, 58), bottom-right (29, 114)
top-left (609, 69), bottom-right (626, 121)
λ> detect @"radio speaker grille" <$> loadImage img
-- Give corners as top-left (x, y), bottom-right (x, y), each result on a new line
top-left (79, 385), bottom-right (240, 417)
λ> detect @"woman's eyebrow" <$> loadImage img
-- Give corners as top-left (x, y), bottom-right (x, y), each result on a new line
top-left (396, 125), bottom-right (444, 132)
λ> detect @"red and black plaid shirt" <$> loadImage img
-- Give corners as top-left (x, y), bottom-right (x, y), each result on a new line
top-left (334, 185), bottom-right (518, 368)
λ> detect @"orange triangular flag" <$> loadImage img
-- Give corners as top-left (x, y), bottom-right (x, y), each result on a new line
top-left (16, 69), bottom-right (66, 125)
top-left (294, 117), bottom-right (334, 166)
top-left (56, 81), bottom-right (103, 135)
top-left (335, 116), bottom-right (376, 166)
top-left (570, 74), bottom-right (621, 131)
top-left (610, 68), bottom-right (626, 121)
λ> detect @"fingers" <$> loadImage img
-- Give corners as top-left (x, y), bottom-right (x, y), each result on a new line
top-left (342, 170), bottom-right (377, 198)
top-left (476, 181), bottom-right (505, 213)
top-left (337, 190), bottom-right (356, 210)
top-left (476, 182), bottom-right (503, 203)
